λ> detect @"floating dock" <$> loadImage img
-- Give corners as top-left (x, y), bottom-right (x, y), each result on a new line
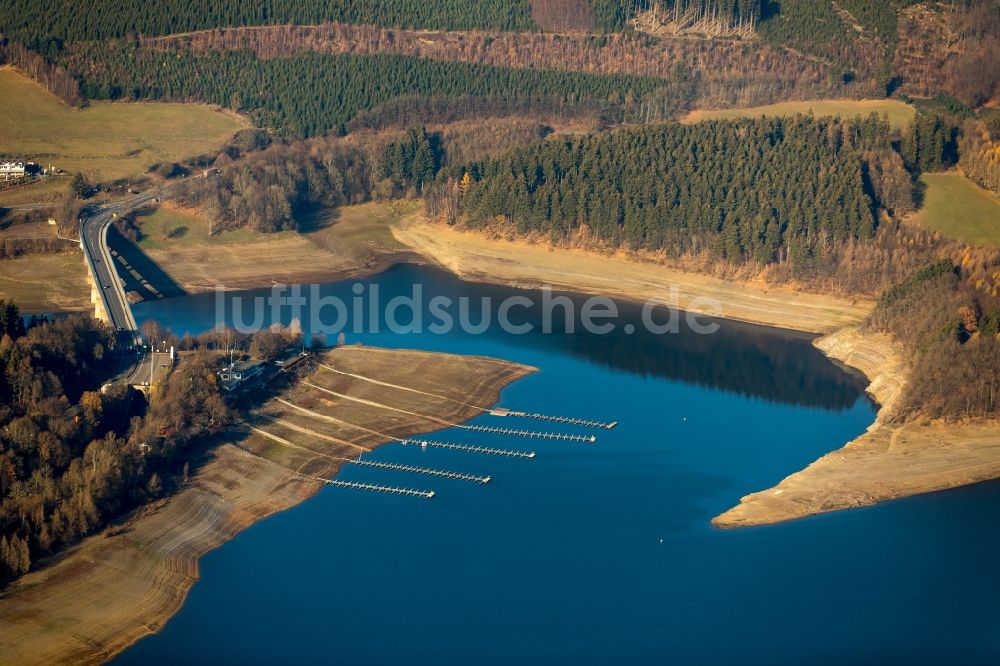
top-left (347, 458), bottom-right (491, 484)
top-left (458, 424), bottom-right (596, 443)
top-left (490, 409), bottom-right (617, 430)
top-left (400, 438), bottom-right (536, 459)
top-left (324, 478), bottom-right (435, 498)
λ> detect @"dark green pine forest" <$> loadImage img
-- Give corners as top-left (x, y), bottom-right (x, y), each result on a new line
top-left (0, 0), bottom-right (536, 49)
top-left (459, 116), bottom-right (879, 265)
top-left (64, 46), bottom-right (664, 136)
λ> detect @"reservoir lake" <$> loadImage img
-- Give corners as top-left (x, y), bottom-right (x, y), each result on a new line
top-left (118, 264), bottom-right (1000, 664)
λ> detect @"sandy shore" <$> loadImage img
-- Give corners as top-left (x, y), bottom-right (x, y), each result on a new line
top-left (713, 327), bottom-right (1000, 528)
top-left (391, 220), bottom-right (872, 333)
top-left (0, 346), bottom-right (533, 665)
top-left (391, 220), bottom-right (1000, 528)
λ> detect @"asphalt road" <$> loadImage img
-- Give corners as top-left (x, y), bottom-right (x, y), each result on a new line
top-left (81, 192), bottom-right (162, 329)
top-left (79, 190), bottom-right (167, 384)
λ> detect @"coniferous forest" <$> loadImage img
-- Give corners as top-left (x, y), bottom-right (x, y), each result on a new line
top-left (458, 116), bottom-right (878, 264)
top-left (62, 46), bottom-right (664, 136)
top-left (0, 0), bottom-right (536, 49)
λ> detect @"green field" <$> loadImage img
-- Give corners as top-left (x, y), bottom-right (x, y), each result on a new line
top-left (682, 99), bottom-right (916, 130)
top-left (138, 200), bottom-right (415, 255)
top-left (303, 201), bottom-right (414, 255)
top-left (912, 172), bottom-right (1000, 248)
top-left (135, 206), bottom-right (258, 251)
top-left (0, 67), bottom-right (248, 183)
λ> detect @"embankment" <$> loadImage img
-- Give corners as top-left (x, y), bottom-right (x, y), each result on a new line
top-left (0, 346), bottom-right (534, 665)
top-left (391, 218), bottom-right (872, 333)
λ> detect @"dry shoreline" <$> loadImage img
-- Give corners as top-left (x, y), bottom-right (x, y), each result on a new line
top-left (390, 219), bottom-right (872, 334)
top-left (122, 213), bottom-right (1000, 528)
top-left (388, 219), bottom-right (1000, 528)
top-left (0, 346), bottom-right (534, 665)
top-left (713, 327), bottom-right (1000, 528)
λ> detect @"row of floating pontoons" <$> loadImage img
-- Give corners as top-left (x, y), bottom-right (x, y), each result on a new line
top-left (321, 410), bottom-right (617, 499)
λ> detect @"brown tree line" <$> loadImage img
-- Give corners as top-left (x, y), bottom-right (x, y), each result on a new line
top-left (0, 207), bottom-right (80, 259)
top-left (0, 305), bottom-right (228, 582)
top-left (894, 1), bottom-right (1000, 106)
top-left (175, 122), bottom-right (557, 232)
top-left (529, 0), bottom-right (595, 32)
top-left (941, 0), bottom-right (1000, 108)
top-left (346, 94), bottom-right (618, 134)
top-left (958, 119), bottom-right (1000, 196)
top-left (178, 134), bottom-right (375, 233)
top-left (869, 250), bottom-right (1000, 420)
top-left (142, 320), bottom-right (305, 362)
top-left (0, 36), bottom-right (83, 106)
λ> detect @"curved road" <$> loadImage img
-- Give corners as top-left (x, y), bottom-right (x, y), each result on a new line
top-left (80, 190), bottom-right (165, 384)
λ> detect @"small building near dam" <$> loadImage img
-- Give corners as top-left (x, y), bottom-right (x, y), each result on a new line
top-left (218, 359), bottom-right (266, 392)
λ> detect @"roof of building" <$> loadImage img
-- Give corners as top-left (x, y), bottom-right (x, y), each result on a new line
top-left (229, 359), bottom-right (266, 373)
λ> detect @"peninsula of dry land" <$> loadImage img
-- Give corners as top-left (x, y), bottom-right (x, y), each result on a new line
top-left (713, 327), bottom-right (1000, 528)
top-left (0, 345), bottom-right (533, 666)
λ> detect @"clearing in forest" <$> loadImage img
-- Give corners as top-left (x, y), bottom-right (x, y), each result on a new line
top-left (682, 99), bottom-right (916, 130)
top-left (910, 172), bottom-right (1000, 248)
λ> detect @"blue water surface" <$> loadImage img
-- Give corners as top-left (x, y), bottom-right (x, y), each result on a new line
top-left (118, 264), bottom-right (1000, 664)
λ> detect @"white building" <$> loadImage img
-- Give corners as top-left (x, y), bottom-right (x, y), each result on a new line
top-left (0, 161), bottom-right (26, 181)
top-left (218, 359), bottom-right (266, 392)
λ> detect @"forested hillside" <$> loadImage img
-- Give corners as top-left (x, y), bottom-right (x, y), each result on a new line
top-left (0, 310), bottom-right (121, 577)
top-left (175, 127), bottom-right (445, 233)
top-left (453, 116), bottom-right (880, 265)
top-left (594, 0), bottom-right (992, 97)
top-left (959, 118), bottom-right (1000, 196)
top-left (59, 46), bottom-right (666, 136)
top-left (140, 21), bottom-right (841, 108)
top-left (757, 0), bottom-right (910, 81)
top-left (870, 256), bottom-right (1000, 420)
top-left (430, 112), bottom-right (1000, 420)
top-left (0, 0), bottom-right (536, 49)
top-left (0, 303), bottom-right (228, 580)
top-left (530, 0), bottom-right (595, 32)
